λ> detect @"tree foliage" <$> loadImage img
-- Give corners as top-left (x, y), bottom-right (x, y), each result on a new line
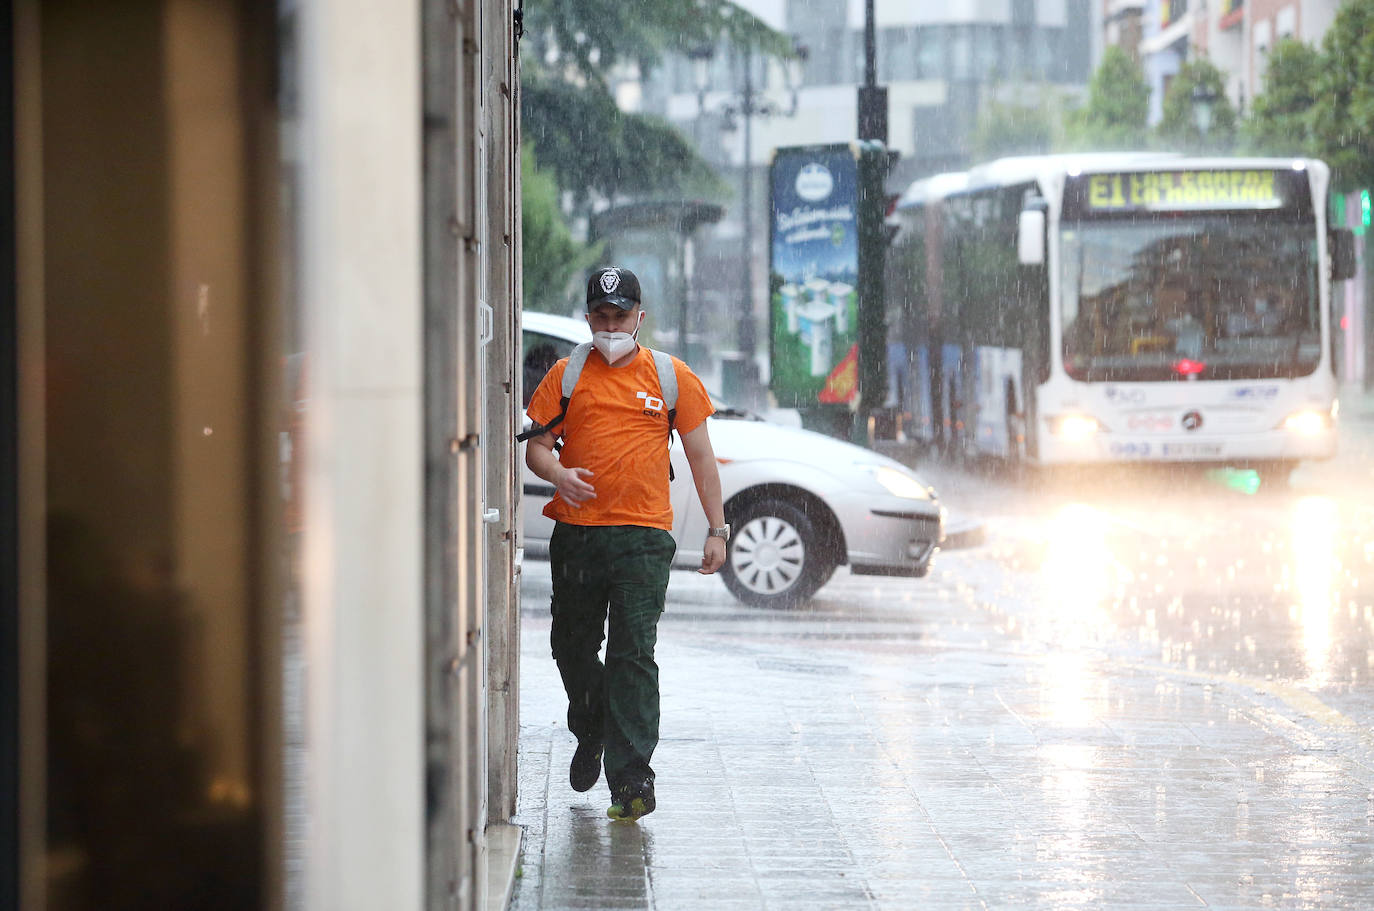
top-left (523, 0), bottom-right (791, 95)
top-left (1158, 58), bottom-right (1237, 151)
top-left (1067, 46), bottom-right (1150, 150)
top-left (1243, 38), bottom-right (1322, 156)
top-left (522, 76), bottom-right (724, 208)
top-left (521, 0), bottom-right (791, 205)
top-left (521, 145), bottom-right (602, 314)
top-left (1310, 0), bottom-right (1374, 192)
top-left (970, 94), bottom-right (1057, 160)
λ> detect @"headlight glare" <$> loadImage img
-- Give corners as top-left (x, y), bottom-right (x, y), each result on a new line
top-left (1282, 410), bottom-right (1330, 436)
top-left (1048, 414), bottom-right (1099, 441)
top-left (871, 465), bottom-right (930, 499)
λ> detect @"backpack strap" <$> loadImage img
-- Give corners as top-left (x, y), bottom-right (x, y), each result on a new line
top-left (648, 348), bottom-right (679, 481)
top-left (562, 343), bottom-right (593, 398)
top-left (515, 342), bottom-right (593, 443)
top-left (649, 348), bottom-right (678, 429)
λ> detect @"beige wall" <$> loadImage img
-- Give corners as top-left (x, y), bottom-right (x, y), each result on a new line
top-left (297, 0), bottom-right (425, 907)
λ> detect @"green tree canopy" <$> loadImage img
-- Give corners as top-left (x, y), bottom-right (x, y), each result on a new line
top-left (1244, 38), bottom-right (1322, 156)
top-left (1157, 58), bottom-right (1238, 152)
top-left (521, 145), bottom-right (602, 314)
top-left (1067, 46), bottom-right (1150, 150)
top-left (521, 0), bottom-right (792, 205)
top-left (1310, 0), bottom-right (1374, 191)
top-left (524, 0), bottom-right (791, 94)
top-left (970, 94), bottom-right (1057, 160)
top-left (522, 76), bottom-right (724, 208)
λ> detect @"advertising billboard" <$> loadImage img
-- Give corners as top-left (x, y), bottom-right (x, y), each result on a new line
top-left (769, 144), bottom-right (861, 407)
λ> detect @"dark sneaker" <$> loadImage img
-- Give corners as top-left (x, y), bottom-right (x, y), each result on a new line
top-left (569, 739), bottom-right (603, 793)
top-left (606, 777), bottom-right (655, 822)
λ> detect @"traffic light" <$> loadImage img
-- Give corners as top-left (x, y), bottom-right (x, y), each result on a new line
top-left (1361, 189), bottom-right (1372, 227)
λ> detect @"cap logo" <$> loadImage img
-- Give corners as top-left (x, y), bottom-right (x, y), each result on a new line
top-left (599, 270), bottom-right (621, 294)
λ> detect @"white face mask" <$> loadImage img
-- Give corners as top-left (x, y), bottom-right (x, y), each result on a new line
top-left (592, 311), bottom-right (643, 363)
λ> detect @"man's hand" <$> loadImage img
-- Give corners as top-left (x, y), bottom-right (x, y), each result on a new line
top-left (699, 535), bottom-right (726, 574)
top-left (556, 466), bottom-right (596, 507)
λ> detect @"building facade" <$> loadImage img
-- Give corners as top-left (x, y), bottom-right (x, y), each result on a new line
top-left (3, 1), bottom-right (524, 909)
top-left (1130, 0), bottom-right (1342, 122)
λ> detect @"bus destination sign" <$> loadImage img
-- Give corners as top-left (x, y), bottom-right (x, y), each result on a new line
top-left (1078, 169), bottom-right (1289, 214)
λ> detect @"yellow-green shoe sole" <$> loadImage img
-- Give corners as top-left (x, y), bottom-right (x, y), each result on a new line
top-left (606, 797), bottom-right (653, 822)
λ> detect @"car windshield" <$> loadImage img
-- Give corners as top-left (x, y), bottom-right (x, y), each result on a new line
top-left (1059, 216), bottom-right (1320, 381)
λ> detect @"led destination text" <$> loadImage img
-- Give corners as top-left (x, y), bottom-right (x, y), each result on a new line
top-left (1086, 170), bottom-right (1281, 211)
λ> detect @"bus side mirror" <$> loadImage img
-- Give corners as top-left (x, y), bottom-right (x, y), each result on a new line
top-left (1330, 228), bottom-right (1356, 282)
top-left (1017, 208), bottom-right (1046, 266)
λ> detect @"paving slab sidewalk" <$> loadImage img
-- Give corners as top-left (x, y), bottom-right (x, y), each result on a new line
top-left (508, 556), bottom-right (1374, 911)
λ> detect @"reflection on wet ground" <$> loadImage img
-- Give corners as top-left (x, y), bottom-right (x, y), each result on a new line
top-left (511, 412), bottom-right (1374, 910)
top-left (959, 457), bottom-right (1374, 731)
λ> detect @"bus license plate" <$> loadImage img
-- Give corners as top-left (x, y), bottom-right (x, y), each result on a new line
top-left (1108, 441), bottom-right (1152, 458)
top-left (1161, 442), bottom-right (1223, 458)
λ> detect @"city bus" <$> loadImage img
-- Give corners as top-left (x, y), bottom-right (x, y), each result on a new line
top-left (884, 153), bottom-right (1357, 483)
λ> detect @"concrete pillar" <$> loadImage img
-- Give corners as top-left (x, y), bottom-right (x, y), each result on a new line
top-left (297, 1), bottom-right (424, 907)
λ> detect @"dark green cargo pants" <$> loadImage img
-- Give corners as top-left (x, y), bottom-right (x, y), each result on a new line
top-left (548, 522), bottom-right (676, 791)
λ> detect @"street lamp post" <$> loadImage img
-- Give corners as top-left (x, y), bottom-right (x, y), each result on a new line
top-left (1191, 82), bottom-right (1218, 140)
top-left (739, 41), bottom-right (758, 366)
top-left (856, 0), bottom-right (890, 442)
top-left (689, 39), bottom-right (806, 400)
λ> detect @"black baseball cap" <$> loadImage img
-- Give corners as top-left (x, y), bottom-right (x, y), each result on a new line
top-left (586, 267), bottom-right (641, 310)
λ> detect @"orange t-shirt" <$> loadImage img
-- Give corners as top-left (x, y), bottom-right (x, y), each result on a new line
top-left (526, 346), bottom-right (714, 530)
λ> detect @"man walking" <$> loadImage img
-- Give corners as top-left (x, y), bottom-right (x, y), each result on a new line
top-left (524, 266), bottom-right (728, 822)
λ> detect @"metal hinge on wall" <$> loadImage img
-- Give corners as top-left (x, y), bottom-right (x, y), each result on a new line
top-left (479, 300), bottom-right (493, 347)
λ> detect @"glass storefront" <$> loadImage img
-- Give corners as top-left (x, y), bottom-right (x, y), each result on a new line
top-left (13, 2), bottom-right (282, 906)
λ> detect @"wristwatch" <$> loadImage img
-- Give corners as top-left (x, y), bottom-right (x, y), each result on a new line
top-left (708, 524), bottom-right (730, 543)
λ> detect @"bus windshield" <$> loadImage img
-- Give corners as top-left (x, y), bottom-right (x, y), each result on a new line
top-left (1059, 216), bottom-right (1320, 381)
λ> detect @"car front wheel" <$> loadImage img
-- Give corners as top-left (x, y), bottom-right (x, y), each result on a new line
top-left (720, 498), bottom-right (836, 609)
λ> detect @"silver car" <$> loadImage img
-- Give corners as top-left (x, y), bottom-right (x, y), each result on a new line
top-left (520, 311), bottom-right (945, 608)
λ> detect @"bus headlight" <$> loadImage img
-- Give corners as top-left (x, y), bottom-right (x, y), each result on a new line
top-left (1047, 414), bottom-right (1099, 441)
top-left (1281, 410), bottom-right (1331, 436)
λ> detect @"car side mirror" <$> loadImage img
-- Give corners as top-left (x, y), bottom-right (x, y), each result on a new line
top-left (1018, 206), bottom-right (1046, 266)
top-left (1330, 228), bottom-right (1356, 282)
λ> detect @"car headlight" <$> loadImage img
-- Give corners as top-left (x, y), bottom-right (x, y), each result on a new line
top-left (871, 465), bottom-right (932, 499)
top-left (1047, 414), bottom-right (1099, 441)
top-left (1281, 409), bottom-right (1332, 436)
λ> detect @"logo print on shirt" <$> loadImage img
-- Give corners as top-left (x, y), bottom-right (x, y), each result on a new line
top-left (636, 391), bottom-right (665, 417)
top-left (599, 270), bottom-right (620, 294)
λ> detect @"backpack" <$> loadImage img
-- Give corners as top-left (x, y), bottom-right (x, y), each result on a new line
top-left (517, 343), bottom-right (680, 478)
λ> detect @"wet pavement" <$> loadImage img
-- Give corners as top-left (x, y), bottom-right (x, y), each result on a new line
top-left (508, 387), bottom-right (1374, 910)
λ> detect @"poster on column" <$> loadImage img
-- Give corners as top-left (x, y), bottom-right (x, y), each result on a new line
top-left (769, 144), bottom-right (860, 407)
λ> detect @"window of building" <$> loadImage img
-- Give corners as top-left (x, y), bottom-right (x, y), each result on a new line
top-left (917, 26), bottom-right (945, 80)
top-left (949, 25), bottom-right (973, 80)
top-left (880, 27), bottom-right (920, 82)
top-left (973, 25), bottom-right (1003, 80)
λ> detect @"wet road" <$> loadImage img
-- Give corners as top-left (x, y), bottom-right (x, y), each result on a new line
top-left (509, 396), bottom-right (1374, 910)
